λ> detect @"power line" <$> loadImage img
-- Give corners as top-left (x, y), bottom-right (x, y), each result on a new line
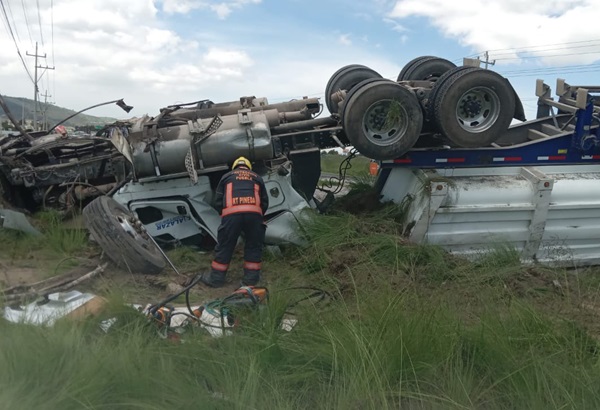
top-left (50, 0), bottom-right (55, 100)
top-left (0, 0), bottom-right (34, 83)
top-left (35, 0), bottom-right (43, 46)
top-left (5, 0), bottom-right (21, 44)
top-left (489, 42), bottom-right (600, 58)
top-left (19, 0), bottom-right (32, 46)
top-left (454, 39), bottom-right (600, 65)
top-left (50, 0), bottom-right (54, 66)
top-left (19, 0), bottom-right (32, 41)
top-left (475, 38), bottom-right (600, 54)
top-left (495, 50), bottom-right (600, 61)
top-left (505, 68), bottom-right (600, 78)
top-left (499, 63), bottom-right (600, 75)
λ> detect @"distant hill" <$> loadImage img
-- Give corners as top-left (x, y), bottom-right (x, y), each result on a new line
top-left (0, 96), bottom-right (117, 129)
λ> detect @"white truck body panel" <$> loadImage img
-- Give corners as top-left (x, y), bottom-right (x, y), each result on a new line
top-left (381, 165), bottom-right (600, 266)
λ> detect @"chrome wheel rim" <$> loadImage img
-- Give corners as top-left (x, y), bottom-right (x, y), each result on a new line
top-left (455, 86), bottom-right (500, 132)
top-left (361, 99), bottom-right (408, 146)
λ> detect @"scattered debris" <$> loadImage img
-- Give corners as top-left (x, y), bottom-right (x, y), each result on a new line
top-left (2, 263), bottom-right (107, 303)
top-left (0, 94), bottom-right (133, 212)
top-left (0, 208), bottom-right (42, 236)
top-left (3, 290), bottom-right (106, 326)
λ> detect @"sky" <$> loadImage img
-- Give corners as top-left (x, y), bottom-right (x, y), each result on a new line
top-left (0, 0), bottom-right (599, 121)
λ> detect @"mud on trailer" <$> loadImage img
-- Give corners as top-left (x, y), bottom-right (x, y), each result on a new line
top-left (73, 56), bottom-right (599, 273)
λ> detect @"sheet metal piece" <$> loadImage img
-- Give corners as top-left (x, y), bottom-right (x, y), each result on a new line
top-left (0, 208), bottom-right (42, 236)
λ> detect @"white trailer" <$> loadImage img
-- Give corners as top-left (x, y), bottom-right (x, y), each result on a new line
top-left (377, 79), bottom-right (600, 266)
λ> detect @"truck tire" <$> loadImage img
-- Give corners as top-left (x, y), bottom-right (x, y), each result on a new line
top-left (397, 56), bottom-right (456, 82)
top-left (426, 66), bottom-right (480, 116)
top-left (83, 196), bottom-right (166, 274)
top-left (432, 68), bottom-right (515, 147)
top-left (325, 65), bottom-right (382, 114)
top-left (342, 81), bottom-right (423, 160)
top-left (339, 78), bottom-right (392, 120)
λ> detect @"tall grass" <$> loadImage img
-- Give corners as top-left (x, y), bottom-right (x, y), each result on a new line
top-left (35, 210), bottom-right (88, 255)
top-left (1, 282), bottom-right (599, 409)
top-left (0, 210), bottom-right (89, 277)
top-left (2, 209), bottom-right (600, 408)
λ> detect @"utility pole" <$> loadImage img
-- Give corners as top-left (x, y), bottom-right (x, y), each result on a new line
top-left (482, 51), bottom-right (496, 70)
top-left (26, 42), bottom-right (54, 131)
top-left (41, 91), bottom-right (52, 130)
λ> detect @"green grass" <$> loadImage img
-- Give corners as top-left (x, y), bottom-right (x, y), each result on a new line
top-left (1, 280), bottom-right (599, 409)
top-left (320, 153), bottom-right (371, 177)
top-left (3, 207), bottom-right (600, 409)
top-left (0, 210), bottom-right (90, 278)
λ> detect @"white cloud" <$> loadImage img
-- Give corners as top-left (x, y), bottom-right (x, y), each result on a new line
top-left (211, 3), bottom-right (233, 19)
top-left (203, 49), bottom-right (253, 67)
top-left (383, 17), bottom-right (407, 33)
top-left (339, 34), bottom-right (352, 46)
top-left (0, 0), bottom-right (262, 117)
top-left (161, 0), bottom-right (261, 18)
top-left (388, 0), bottom-right (600, 65)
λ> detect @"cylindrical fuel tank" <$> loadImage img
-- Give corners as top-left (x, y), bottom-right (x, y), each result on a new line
top-left (130, 111), bottom-right (274, 178)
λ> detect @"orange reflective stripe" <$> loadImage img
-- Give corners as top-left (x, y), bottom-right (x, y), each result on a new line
top-left (221, 204), bottom-right (262, 216)
top-left (211, 261), bottom-right (229, 271)
top-left (254, 184), bottom-right (260, 208)
top-left (225, 183), bottom-right (233, 208)
top-left (243, 261), bottom-right (262, 271)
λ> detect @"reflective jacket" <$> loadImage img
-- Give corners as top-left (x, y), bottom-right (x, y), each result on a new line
top-left (214, 167), bottom-right (269, 216)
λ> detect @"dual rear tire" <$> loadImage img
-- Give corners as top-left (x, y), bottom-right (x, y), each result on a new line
top-left (327, 56), bottom-right (516, 158)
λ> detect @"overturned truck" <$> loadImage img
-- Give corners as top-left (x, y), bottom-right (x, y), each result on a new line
top-left (79, 56), bottom-right (544, 273)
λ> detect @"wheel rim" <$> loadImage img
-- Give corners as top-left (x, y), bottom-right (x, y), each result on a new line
top-left (455, 86), bottom-right (500, 132)
top-left (114, 210), bottom-right (154, 251)
top-left (361, 99), bottom-right (408, 146)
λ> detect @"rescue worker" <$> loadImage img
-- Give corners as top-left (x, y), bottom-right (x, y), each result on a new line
top-left (200, 156), bottom-right (269, 288)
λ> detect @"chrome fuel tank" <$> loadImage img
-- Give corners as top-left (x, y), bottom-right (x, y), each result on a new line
top-left (129, 110), bottom-right (274, 178)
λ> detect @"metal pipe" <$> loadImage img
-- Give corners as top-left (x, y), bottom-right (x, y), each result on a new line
top-left (173, 98), bottom-right (322, 120)
top-left (270, 116), bottom-right (338, 134)
top-left (49, 99), bottom-right (133, 132)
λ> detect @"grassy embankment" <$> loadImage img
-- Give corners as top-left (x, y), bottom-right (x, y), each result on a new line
top-left (2, 180), bottom-right (600, 409)
top-left (0, 210), bottom-right (93, 279)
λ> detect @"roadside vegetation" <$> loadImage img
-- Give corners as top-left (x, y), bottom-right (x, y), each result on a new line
top-left (320, 150), bottom-right (371, 176)
top-left (2, 186), bottom-right (600, 409)
top-left (0, 210), bottom-right (93, 279)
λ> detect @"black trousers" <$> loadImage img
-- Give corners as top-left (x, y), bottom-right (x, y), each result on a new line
top-left (209, 213), bottom-right (266, 285)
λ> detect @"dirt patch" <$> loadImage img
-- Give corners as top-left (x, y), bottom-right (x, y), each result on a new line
top-left (333, 187), bottom-right (384, 214)
top-left (0, 265), bottom-right (41, 288)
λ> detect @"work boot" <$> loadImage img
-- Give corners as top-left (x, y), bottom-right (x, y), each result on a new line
top-left (241, 271), bottom-right (260, 287)
top-left (199, 271), bottom-right (226, 288)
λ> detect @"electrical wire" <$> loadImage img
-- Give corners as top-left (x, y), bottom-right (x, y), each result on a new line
top-left (471, 38), bottom-right (600, 55)
top-left (5, 0), bottom-right (22, 44)
top-left (499, 63), bottom-right (600, 75)
top-left (0, 0), bottom-right (34, 84)
top-left (488, 43), bottom-right (600, 58)
top-left (35, 0), bottom-right (43, 46)
top-left (50, 0), bottom-right (55, 100)
top-left (503, 67), bottom-right (600, 79)
top-left (317, 149), bottom-right (358, 195)
top-left (495, 50), bottom-right (600, 61)
top-left (20, 0), bottom-right (32, 46)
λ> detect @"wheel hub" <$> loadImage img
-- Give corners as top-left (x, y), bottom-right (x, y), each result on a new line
top-left (455, 86), bottom-right (501, 132)
top-left (116, 213), bottom-right (149, 243)
top-left (461, 98), bottom-right (482, 117)
top-left (362, 99), bottom-right (409, 146)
